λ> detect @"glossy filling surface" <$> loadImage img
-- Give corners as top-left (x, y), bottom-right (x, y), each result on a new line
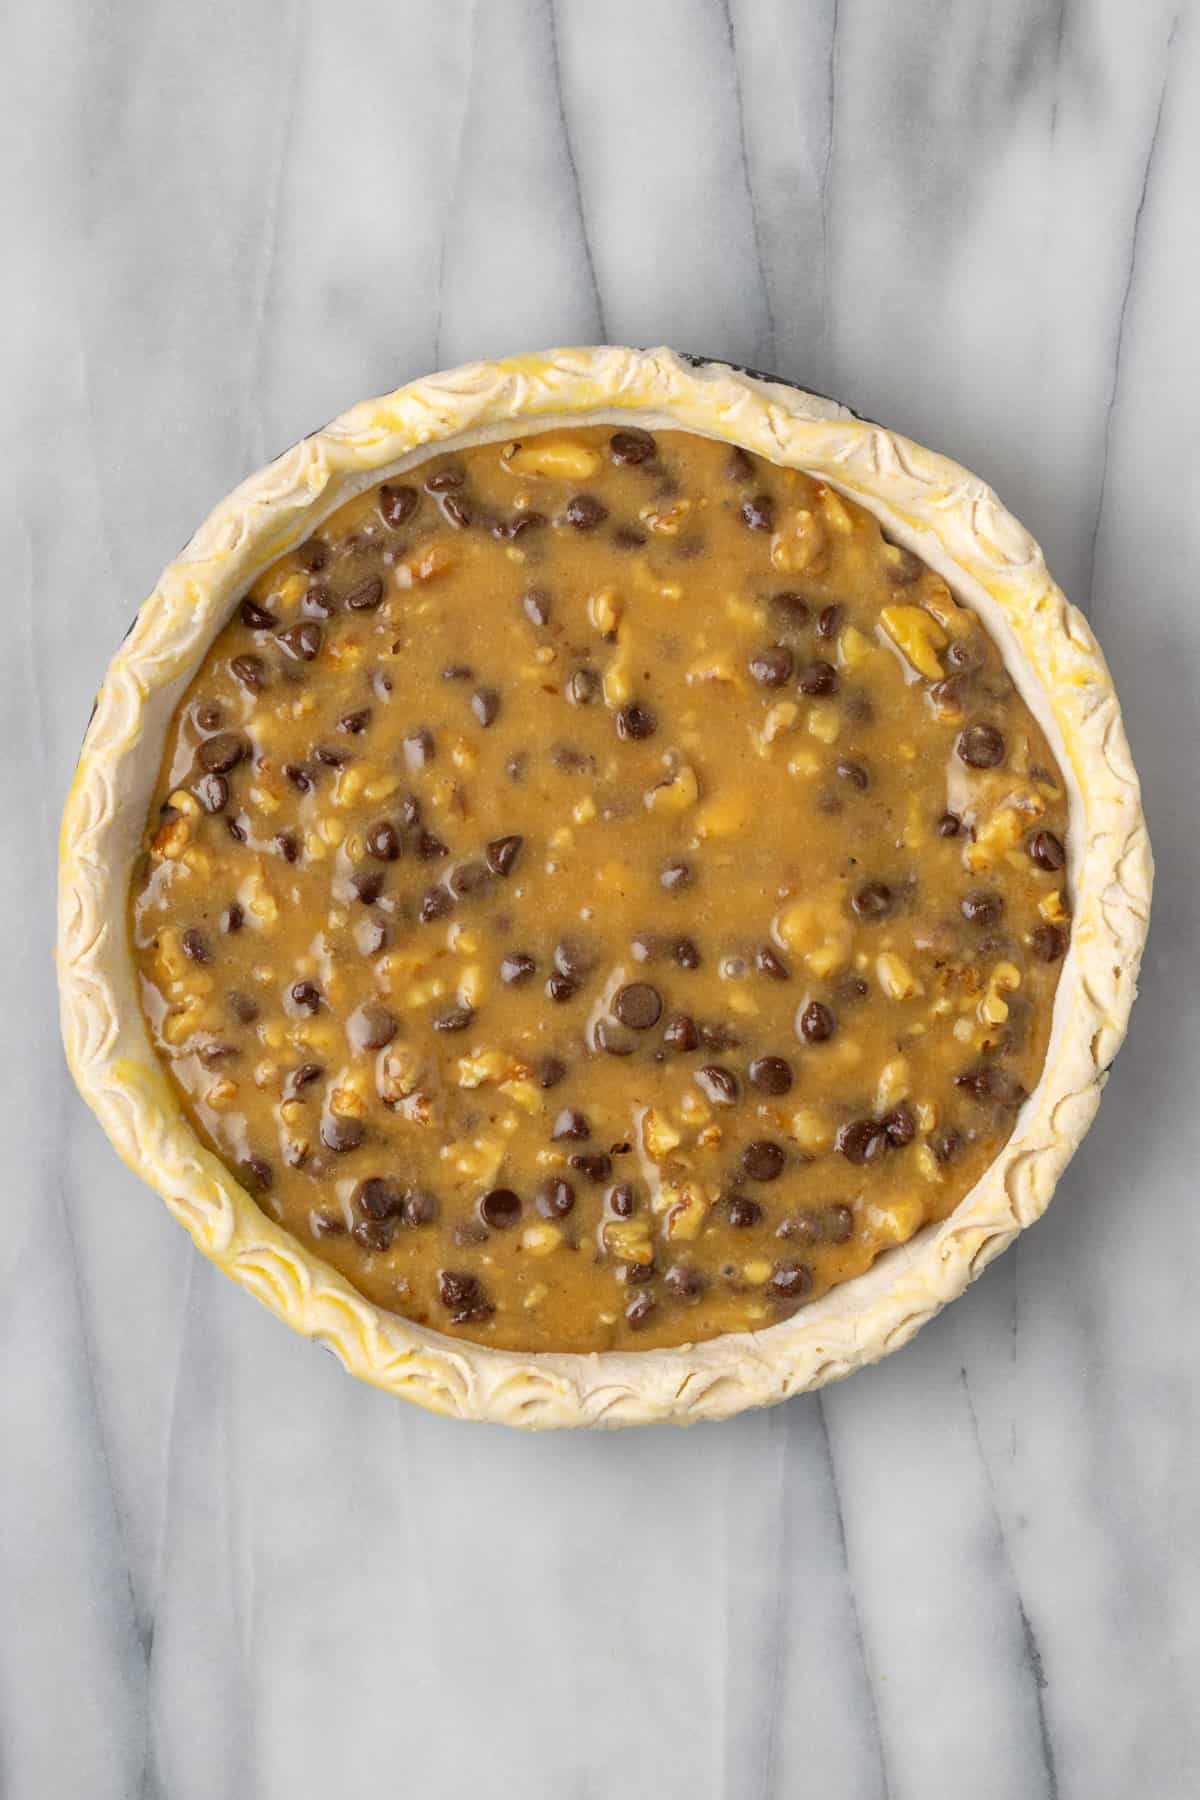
top-left (131, 427), bottom-right (1071, 1351)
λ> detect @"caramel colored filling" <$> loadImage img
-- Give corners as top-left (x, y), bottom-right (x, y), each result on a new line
top-left (131, 427), bottom-right (1070, 1351)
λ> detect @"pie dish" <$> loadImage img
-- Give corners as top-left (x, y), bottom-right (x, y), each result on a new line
top-left (57, 346), bottom-right (1151, 1426)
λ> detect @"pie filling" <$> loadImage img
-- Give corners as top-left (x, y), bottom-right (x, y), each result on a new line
top-left (131, 428), bottom-right (1070, 1352)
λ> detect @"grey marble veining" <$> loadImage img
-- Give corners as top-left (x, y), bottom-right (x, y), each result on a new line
top-left (4, 1), bottom-right (1198, 1795)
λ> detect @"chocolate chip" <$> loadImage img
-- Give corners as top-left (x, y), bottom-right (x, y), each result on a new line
top-left (961, 889), bottom-right (1003, 926)
top-left (956, 723), bottom-right (1006, 769)
top-left (239, 598), bottom-right (276, 629)
top-left (366, 821), bottom-right (402, 862)
top-left (608, 1184), bottom-right (638, 1218)
top-left (230, 654), bottom-right (266, 692)
top-left (749, 645), bottom-right (794, 687)
top-left (197, 733), bottom-right (249, 774)
top-left (771, 592), bottom-right (810, 628)
top-left (932, 1129), bottom-right (964, 1164)
top-left (357, 1177), bottom-right (403, 1221)
top-left (816, 605), bottom-right (842, 640)
top-left (612, 526), bottom-right (647, 550)
top-left (419, 884), bottom-right (453, 922)
top-left (563, 494), bottom-right (608, 530)
top-left (836, 1119), bottom-right (889, 1164)
top-left (404, 728), bottom-right (439, 772)
top-left (755, 945), bottom-right (791, 983)
top-left (221, 902), bottom-right (244, 934)
top-left (448, 860), bottom-right (488, 899)
top-left (824, 1205), bottom-right (854, 1244)
top-left (304, 583), bottom-right (336, 618)
top-left (276, 622), bottom-right (323, 662)
top-left (536, 1056), bottom-right (567, 1089)
top-left (660, 859), bottom-right (693, 893)
top-left (613, 983), bottom-right (662, 1030)
top-left (281, 764), bottom-right (311, 795)
top-left (882, 1104), bottom-right (916, 1147)
top-left (930, 673), bottom-right (971, 714)
top-left (432, 1004), bottom-right (475, 1033)
top-left (936, 812), bottom-right (962, 838)
top-left (615, 702), bottom-right (656, 741)
top-left (338, 708), bottom-right (372, 735)
top-left (241, 1156), bottom-right (273, 1194)
top-left (696, 1066), bottom-right (738, 1105)
top-left (286, 1061), bottom-right (324, 1094)
top-left (310, 1212), bottom-right (346, 1239)
top-left (321, 1115), bottom-right (365, 1154)
top-left (479, 1188), bottom-right (521, 1230)
top-left (523, 587), bottom-right (552, 627)
top-left (350, 1001), bottom-right (398, 1050)
top-left (610, 428), bottom-right (657, 464)
top-left (178, 928), bottom-right (208, 965)
top-left (546, 972), bottom-right (577, 1003)
top-left (379, 484), bottom-right (419, 527)
top-left (494, 511), bottom-right (547, 541)
top-left (353, 1218), bottom-right (394, 1252)
top-left (227, 990), bottom-right (258, 1025)
top-left (275, 831), bottom-right (299, 865)
top-left (663, 1265), bottom-right (706, 1308)
top-left (852, 882), bottom-right (894, 921)
top-left (798, 660), bottom-right (838, 696)
top-left (798, 1001), bottom-right (836, 1043)
top-left (536, 1176), bottom-right (576, 1218)
top-left (416, 831), bottom-right (449, 860)
top-left (741, 493), bottom-right (775, 532)
top-left (403, 1188), bottom-right (439, 1227)
top-left (471, 687), bottom-right (501, 728)
top-left (570, 1152), bottom-right (612, 1184)
top-left (290, 981), bottom-right (321, 1014)
top-left (1028, 830), bottom-right (1066, 871)
top-left (500, 950), bottom-right (535, 994)
top-left (947, 638), bottom-right (983, 671)
top-left (625, 1292), bottom-right (657, 1330)
top-left (836, 759), bottom-right (869, 790)
top-left (769, 1262), bottom-right (813, 1301)
top-left (672, 937), bottom-right (701, 971)
top-left (698, 1021), bottom-right (740, 1051)
top-left (663, 1014), bottom-right (699, 1052)
top-left (742, 1139), bottom-right (785, 1181)
top-left (225, 817), bottom-right (247, 843)
top-left (485, 835), bottom-right (523, 877)
top-left (885, 543), bottom-right (924, 583)
top-left (195, 773), bottom-right (228, 814)
top-left (727, 1195), bottom-right (763, 1228)
top-left (314, 745), bottom-right (349, 767)
top-left (440, 495), bottom-right (472, 529)
top-left (749, 1055), bottom-right (794, 1096)
top-left (552, 1108), bottom-right (590, 1142)
top-left (296, 537), bottom-right (329, 574)
top-left (955, 1064), bottom-right (1027, 1106)
top-left (728, 446), bottom-right (755, 481)
top-left (425, 466), bottom-right (464, 493)
top-left (438, 1269), bottom-right (492, 1320)
top-left (1031, 923), bottom-right (1068, 962)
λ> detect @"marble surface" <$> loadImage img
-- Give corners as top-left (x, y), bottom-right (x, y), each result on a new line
top-left (5, 1), bottom-right (1197, 1794)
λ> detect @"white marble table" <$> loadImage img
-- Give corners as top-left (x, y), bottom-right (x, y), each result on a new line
top-left (5, 2), bottom-right (1197, 1794)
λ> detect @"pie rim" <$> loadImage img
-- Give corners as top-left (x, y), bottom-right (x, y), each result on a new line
top-left (56, 346), bottom-right (1152, 1428)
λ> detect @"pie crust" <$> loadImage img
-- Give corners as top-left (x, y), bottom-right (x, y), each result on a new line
top-left (57, 347), bottom-right (1152, 1427)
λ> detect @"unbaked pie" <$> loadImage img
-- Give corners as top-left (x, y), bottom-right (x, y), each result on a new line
top-left (58, 349), bottom-right (1151, 1423)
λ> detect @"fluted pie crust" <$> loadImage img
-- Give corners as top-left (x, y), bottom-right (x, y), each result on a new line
top-left (57, 348), bottom-right (1151, 1428)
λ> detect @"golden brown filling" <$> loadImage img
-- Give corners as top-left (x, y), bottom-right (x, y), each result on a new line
top-left (131, 427), bottom-right (1071, 1352)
